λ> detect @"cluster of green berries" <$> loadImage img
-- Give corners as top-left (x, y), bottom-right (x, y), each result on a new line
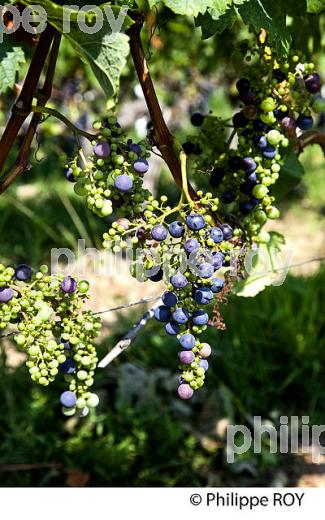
top-left (0, 263), bottom-right (101, 417)
top-left (66, 116), bottom-right (152, 220)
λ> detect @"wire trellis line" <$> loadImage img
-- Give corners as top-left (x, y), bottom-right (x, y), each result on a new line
top-left (0, 255), bottom-right (324, 341)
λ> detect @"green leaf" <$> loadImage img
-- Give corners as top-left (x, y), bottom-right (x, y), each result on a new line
top-left (272, 150), bottom-right (305, 200)
top-left (233, 232), bottom-right (287, 297)
top-left (238, 0), bottom-right (292, 55)
top-left (22, 0), bottom-right (132, 98)
top-left (196, 5), bottom-right (237, 39)
top-left (306, 0), bottom-right (325, 13)
top-left (149, 0), bottom-right (229, 17)
top-left (0, 36), bottom-right (25, 95)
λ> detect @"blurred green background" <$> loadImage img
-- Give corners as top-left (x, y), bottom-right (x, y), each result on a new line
top-left (0, 11), bottom-right (324, 487)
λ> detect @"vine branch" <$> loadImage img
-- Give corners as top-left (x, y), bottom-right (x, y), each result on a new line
top-left (0, 24), bottom-right (56, 175)
top-left (0, 30), bottom-right (61, 195)
top-left (296, 130), bottom-right (325, 156)
top-left (127, 15), bottom-right (198, 200)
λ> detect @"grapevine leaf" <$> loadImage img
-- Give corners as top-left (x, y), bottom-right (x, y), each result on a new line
top-left (237, 0), bottom-right (292, 55)
top-left (306, 0), bottom-right (325, 13)
top-left (149, 0), bottom-right (230, 17)
top-left (22, 0), bottom-right (132, 98)
top-left (0, 36), bottom-right (25, 95)
top-left (233, 232), bottom-right (286, 297)
top-left (272, 151), bottom-right (305, 200)
top-left (196, 5), bottom-right (237, 39)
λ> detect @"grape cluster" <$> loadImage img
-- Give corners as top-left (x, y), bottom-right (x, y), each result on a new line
top-left (102, 183), bottom-right (237, 398)
top-left (0, 264), bottom-right (101, 416)
top-left (66, 116), bottom-right (152, 221)
top-left (183, 43), bottom-right (322, 244)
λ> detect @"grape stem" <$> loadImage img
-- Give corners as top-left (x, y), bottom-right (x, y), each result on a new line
top-left (30, 106), bottom-right (98, 141)
top-left (180, 151), bottom-right (194, 207)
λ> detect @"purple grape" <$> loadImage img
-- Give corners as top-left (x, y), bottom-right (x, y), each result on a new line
top-left (129, 143), bottom-right (141, 155)
top-left (273, 69), bottom-right (286, 83)
top-left (170, 274), bottom-right (188, 289)
top-left (154, 305), bottom-right (172, 323)
top-left (274, 109), bottom-right (286, 121)
top-left (210, 167), bottom-right (226, 187)
top-left (61, 276), bottom-right (77, 293)
top-left (281, 116), bottom-right (296, 132)
top-left (184, 238), bottom-right (200, 254)
top-left (0, 286), bottom-right (14, 303)
top-left (173, 307), bottom-right (190, 324)
top-left (191, 112), bottom-right (205, 126)
top-left (192, 310), bottom-right (209, 326)
top-left (15, 263), bottom-right (32, 281)
top-left (209, 227), bottom-right (223, 243)
top-left (151, 224), bottom-right (168, 242)
top-left (179, 351), bottom-right (195, 365)
top-left (236, 78), bottom-right (250, 93)
top-left (198, 263), bottom-right (214, 279)
top-left (165, 321), bottom-right (181, 335)
top-left (65, 167), bottom-right (75, 182)
top-left (60, 391), bottom-right (77, 408)
top-left (221, 224), bottom-right (233, 240)
top-left (232, 111), bottom-right (248, 128)
top-left (239, 200), bottom-right (254, 214)
top-left (133, 158), bottom-right (149, 174)
top-left (242, 157), bottom-right (257, 173)
top-left (169, 221), bottom-right (185, 238)
top-left (194, 287), bottom-right (213, 305)
top-left (304, 73), bottom-right (321, 94)
top-left (296, 114), bottom-right (313, 130)
top-left (94, 141), bottom-right (111, 158)
top-left (211, 277), bottom-right (224, 293)
top-left (246, 172), bottom-right (257, 183)
top-left (149, 269), bottom-right (163, 282)
top-left (185, 213), bottom-right (206, 231)
top-left (162, 291), bottom-right (178, 307)
top-left (136, 227), bottom-right (147, 242)
top-left (179, 333), bottom-right (196, 350)
top-left (199, 359), bottom-right (209, 372)
top-left (254, 135), bottom-right (268, 149)
top-left (61, 340), bottom-right (71, 350)
top-left (178, 383), bottom-right (194, 400)
top-left (262, 145), bottom-right (276, 160)
top-left (59, 359), bottom-right (76, 375)
top-left (114, 174), bottom-right (133, 193)
top-left (212, 252), bottom-right (225, 270)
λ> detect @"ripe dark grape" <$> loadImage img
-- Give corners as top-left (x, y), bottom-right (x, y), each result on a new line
top-left (0, 286), bottom-right (14, 303)
top-left (60, 391), bottom-right (77, 408)
top-left (114, 174), bottom-right (133, 193)
top-left (186, 214), bottom-right (206, 231)
top-left (169, 221), bottom-right (185, 238)
top-left (173, 307), bottom-right (190, 324)
top-left (209, 227), bottom-right (223, 243)
top-left (61, 276), bottom-right (77, 293)
top-left (178, 383), bottom-right (194, 400)
top-left (151, 224), bottom-right (168, 241)
top-left (232, 111), bottom-right (248, 128)
top-left (296, 114), bottom-right (313, 130)
top-left (162, 291), bottom-right (178, 307)
top-left (179, 333), bottom-right (196, 350)
top-left (220, 224), bottom-right (233, 240)
top-left (154, 305), bottom-right (172, 323)
top-left (170, 274), bottom-right (188, 289)
top-left (133, 158), bottom-right (149, 174)
top-left (94, 141), bottom-right (111, 158)
top-left (236, 78), bottom-right (250, 93)
top-left (190, 112), bottom-right (205, 126)
top-left (304, 73), bottom-right (321, 94)
top-left (15, 264), bottom-right (32, 281)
